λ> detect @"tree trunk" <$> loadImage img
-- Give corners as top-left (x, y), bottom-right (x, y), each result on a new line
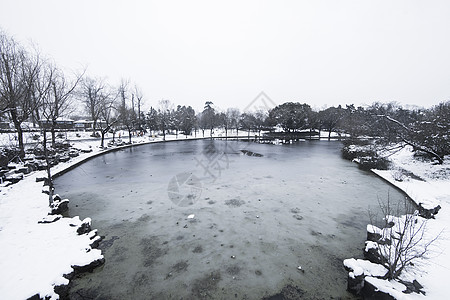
top-left (128, 127), bottom-right (132, 144)
top-left (328, 129), bottom-right (332, 141)
top-left (16, 124), bottom-right (25, 158)
top-left (43, 129), bottom-right (53, 205)
top-left (10, 112), bottom-right (25, 157)
top-left (101, 131), bottom-right (106, 148)
top-left (92, 119), bottom-right (97, 136)
top-left (51, 122), bottom-right (56, 148)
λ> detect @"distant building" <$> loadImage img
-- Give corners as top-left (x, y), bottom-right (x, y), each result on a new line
top-left (0, 122), bottom-right (12, 130)
top-left (39, 117), bottom-right (74, 130)
top-left (74, 119), bottom-right (106, 131)
top-left (74, 120), bottom-right (92, 130)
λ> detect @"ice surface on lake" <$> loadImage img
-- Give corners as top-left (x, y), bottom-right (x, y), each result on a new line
top-left (55, 140), bottom-right (408, 299)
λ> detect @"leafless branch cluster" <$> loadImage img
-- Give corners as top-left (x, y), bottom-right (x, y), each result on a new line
top-left (368, 196), bottom-right (442, 280)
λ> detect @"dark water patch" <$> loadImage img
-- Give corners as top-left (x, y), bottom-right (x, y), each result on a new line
top-left (139, 237), bottom-right (165, 267)
top-left (226, 264), bottom-right (241, 276)
top-left (340, 217), bottom-right (365, 229)
top-left (263, 284), bottom-right (304, 300)
top-left (98, 236), bottom-right (119, 251)
top-left (137, 214), bottom-right (151, 222)
top-left (225, 199), bottom-right (246, 207)
top-left (310, 230), bottom-right (322, 236)
top-left (191, 270), bottom-right (222, 299)
top-left (110, 245), bottom-right (127, 263)
top-left (172, 260), bottom-right (189, 273)
top-left (241, 150), bottom-right (263, 157)
top-left (131, 272), bottom-right (151, 292)
top-left (293, 214), bottom-right (303, 221)
top-left (193, 245), bottom-right (203, 253)
top-left (109, 221), bottom-right (129, 231)
top-left (290, 207), bottom-right (301, 214)
top-left (71, 287), bottom-right (114, 300)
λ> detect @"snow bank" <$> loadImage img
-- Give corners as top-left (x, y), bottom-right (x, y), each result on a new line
top-left (364, 277), bottom-right (408, 299)
top-left (343, 258), bottom-right (388, 278)
top-left (345, 144), bottom-right (450, 299)
top-left (372, 169), bottom-right (441, 210)
top-left (0, 171), bottom-right (103, 300)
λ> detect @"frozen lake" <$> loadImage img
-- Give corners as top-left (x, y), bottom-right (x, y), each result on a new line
top-left (55, 139), bottom-right (406, 299)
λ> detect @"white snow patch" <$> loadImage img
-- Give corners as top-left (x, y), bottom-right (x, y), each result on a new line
top-left (365, 277), bottom-right (408, 299)
top-left (344, 258), bottom-right (388, 278)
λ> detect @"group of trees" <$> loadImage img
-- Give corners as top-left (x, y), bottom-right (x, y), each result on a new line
top-left (1, 29), bottom-right (449, 164)
top-left (0, 30), bottom-right (147, 151)
top-left (0, 30), bottom-right (85, 154)
top-left (342, 102), bottom-right (450, 164)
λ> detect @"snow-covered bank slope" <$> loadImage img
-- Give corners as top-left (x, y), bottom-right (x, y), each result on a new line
top-left (0, 170), bottom-right (103, 300)
top-left (372, 147), bottom-right (450, 299)
top-left (345, 146), bottom-right (450, 299)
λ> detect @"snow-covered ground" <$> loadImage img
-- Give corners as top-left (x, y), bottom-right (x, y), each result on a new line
top-left (347, 146), bottom-right (450, 299)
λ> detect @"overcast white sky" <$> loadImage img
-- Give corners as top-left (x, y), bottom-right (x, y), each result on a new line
top-left (1, 0), bottom-right (450, 112)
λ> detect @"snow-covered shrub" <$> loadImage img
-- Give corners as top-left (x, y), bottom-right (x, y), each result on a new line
top-left (342, 144), bottom-right (377, 161)
top-left (0, 147), bottom-right (22, 167)
top-left (357, 156), bottom-right (390, 171)
top-left (391, 170), bottom-right (406, 182)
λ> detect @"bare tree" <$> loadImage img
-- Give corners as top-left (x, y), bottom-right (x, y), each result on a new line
top-left (117, 80), bottom-right (136, 143)
top-left (79, 76), bottom-right (107, 136)
top-left (0, 31), bottom-right (41, 156)
top-left (134, 84), bottom-right (144, 125)
top-left (226, 108), bottom-right (240, 136)
top-left (368, 197), bottom-right (441, 280)
top-left (240, 112), bottom-right (256, 139)
top-left (33, 58), bottom-right (55, 205)
top-left (41, 66), bottom-right (83, 147)
top-left (98, 90), bottom-right (119, 148)
top-left (368, 102), bottom-right (448, 164)
top-left (158, 99), bottom-right (173, 141)
top-left (253, 109), bottom-right (268, 137)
